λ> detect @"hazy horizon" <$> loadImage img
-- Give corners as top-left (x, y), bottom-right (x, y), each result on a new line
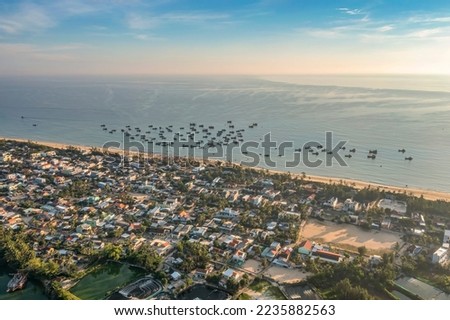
top-left (1, 1), bottom-right (450, 76)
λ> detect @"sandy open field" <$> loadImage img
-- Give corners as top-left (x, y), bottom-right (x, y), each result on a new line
top-left (241, 259), bottom-right (263, 273)
top-left (301, 220), bottom-right (402, 251)
top-left (263, 266), bottom-right (312, 284)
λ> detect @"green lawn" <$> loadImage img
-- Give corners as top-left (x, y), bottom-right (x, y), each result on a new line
top-left (267, 286), bottom-right (286, 300)
top-left (249, 279), bottom-right (271, 292)
top-left (248, 278), bottom-right (286, 300)
top-left (238, 293), bottom-right (252, 300)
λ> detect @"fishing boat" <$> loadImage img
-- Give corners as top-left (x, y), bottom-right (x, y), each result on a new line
top-left (7, 272), bottom-right (27, 293)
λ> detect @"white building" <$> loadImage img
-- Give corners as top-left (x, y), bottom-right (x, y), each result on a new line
top-left (0, 152), bottom-right (12, 163)
top-left (252, 195), bottom-right (263, 207)
top-left (378, 199), bottom-right (407, 215)
top-left (444, 230), bottom-right (450, 244)
top-left (323, 197), bottom-right (339, 209)
top-left (343, 199), bottom-right (362, 212)
top-left (432, 247), bottom-right (448, 265)
top-left (215, 208), bottom-right (239, 219)
top-left (266, 221), bottom-right (277, 231)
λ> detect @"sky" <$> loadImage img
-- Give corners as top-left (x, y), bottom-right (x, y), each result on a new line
top-left (0, 0), bottom-right (450, 75)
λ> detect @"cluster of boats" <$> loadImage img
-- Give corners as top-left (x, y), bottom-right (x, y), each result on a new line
top-left (99, 121), bottom-right (414, 161)
top-left (100, 120), bottom-right (257, 149)
top-left (365, 149), bottom-right (413, 161)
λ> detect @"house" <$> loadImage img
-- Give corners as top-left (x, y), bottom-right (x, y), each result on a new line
top-left (149, 239), bottom-right (173, 255)
top-left (343, 199), bottom-right (361, 212)
top-left (313, 250), bottom-right (343, 264)
top-left (444, 230), bottom-right (450, 244)
top-left (273, 246), bottom-right (293, 267)
top-left (278, 246), bottom-right (293, 260)
top-left (225, 190), bottom-right (240, 203)
top-left (219, 220), bottom-right (236, 232)
top-left (252, 195), bottom-right (263, 207)
top-left (298, 240), bottom-right (313, 256)
top-left (279, 211), bottom-right (301, 220)
top-left (300, 193), bottom-right (316, 205)
top-left (378, 199), bottom-right (407, 215)
top-left (215, 208), bottom-right (239, 219)
top-left (432, 246), bottom-right (448, 265)
top-left (219, 234), bottom-right (243, 250)
top-left (261, 241), bottom-right (281, 260)
top-left (171, 271), bottom-right (182, 281)
top-left (76, 223), bottom-right (93, 235)
top-left (232, 250), bottom-right (247, 265)
top-left (173, 210), bottom-right (192, 223)
top-left (369, 255), bottom-right (383, 267)
top-left (163, 198), bottom-right (180, 212)
top-left (191, 226), bottom-right (207, 238)
top-left (222, 268), bottom-right (242, 282)
top-left (266, 221), bottom-right (277, 231)
top-left (194, 264), bottom-right (214, 279)
top-left (323, 197), bottom-right (338, 209)
top-left (172, 224), bottom-right (193, 239)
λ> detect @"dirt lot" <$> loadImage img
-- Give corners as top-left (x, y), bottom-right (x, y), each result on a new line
top-left (241, 259), bottom-right (263, 273)
top-left (301, 220), bottom-right (402, 251)
top-left (263, 266), bottom-right (312, 284)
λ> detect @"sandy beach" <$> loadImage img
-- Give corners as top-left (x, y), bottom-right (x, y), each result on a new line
top-left (2, 136), bottom-right (449, 202)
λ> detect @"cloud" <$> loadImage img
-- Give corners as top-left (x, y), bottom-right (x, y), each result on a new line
top-left (0, 42), bottom-right (83, 62)
top-left (377, 25), bottom-right (394, 32)
top-left (126, 13), bottom-right (160, 30)
top-left (126, 11), bottom-right (231, 30)
top-left (408, 15), bottom-right (450, 24)
top-left (132, 33), bottom-right (164, 41)
top-left (408, 28), bottom-right (442, 38)
top-left (300, 28), bottom-right (341, 38)
top-left (337, 8), bottom-right (364, 15)
top-left (135, 34), bottom-right (149, 40)
top-left (0, 3), bottom-right (55, 34)
top-left (54, 0), bottom-right (99, 15)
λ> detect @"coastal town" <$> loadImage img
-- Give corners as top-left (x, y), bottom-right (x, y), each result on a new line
top-left (0, 138), bottom-right (449, 300)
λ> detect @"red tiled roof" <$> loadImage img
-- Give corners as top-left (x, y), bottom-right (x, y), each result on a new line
top-left (299, 240), bottom-right (313, 250)
top-left (316, 250), bottom-right (342, 261)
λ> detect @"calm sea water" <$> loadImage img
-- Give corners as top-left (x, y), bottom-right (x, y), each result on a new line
top-left (0, 75), bottom-right (449, 192)
top-left (0, 265), bottom-right (48, 300)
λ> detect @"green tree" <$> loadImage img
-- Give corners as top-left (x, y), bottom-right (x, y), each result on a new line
top-left (333, 278), bottom-right (371, 300)
top-left (357, 246), bottom-right (368, 257)
top-left (103, 244), bottom-right (122, 261)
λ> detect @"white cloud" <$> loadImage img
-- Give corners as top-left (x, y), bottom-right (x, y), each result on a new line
top-left (337, 8), bottom-right (364, 15)
top-left (408, 15), bottom-right (450, 24)
top-left (377, 25), bottom-right (394, 32)
top-left (408, 28), bottom-right (442, 38)
top-left (300, 28), bottom-right (341, 38)
top-left (0, 3), bottom-right (55, 34)
top-left (135, 34), bottom-right (149, 40)
top-left (126, 13), bottom-right (160, 30)
top-left (126, 11), bottom-right (231, 30)
top-left (54, 0), bottom-right (98, 15)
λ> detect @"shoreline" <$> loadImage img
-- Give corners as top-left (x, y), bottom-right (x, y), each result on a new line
top-left (2, 136), bottom-right (449, 202)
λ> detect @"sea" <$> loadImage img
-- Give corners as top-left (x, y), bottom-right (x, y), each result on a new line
top-left (0, 265), bottom-right (48, 300)
top-left (0, 74), bottom-right (449, 192)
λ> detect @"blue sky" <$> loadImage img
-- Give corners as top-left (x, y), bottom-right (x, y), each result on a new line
top-left (1, 0), bottom-right (450, 75)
